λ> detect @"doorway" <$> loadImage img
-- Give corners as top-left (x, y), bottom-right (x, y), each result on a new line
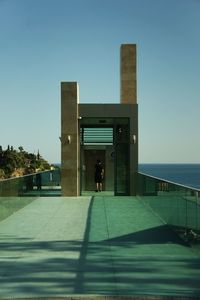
top-left (80, 118), bottom-right (130, 195)
top-left (84, 150), bottom-right (105, 191)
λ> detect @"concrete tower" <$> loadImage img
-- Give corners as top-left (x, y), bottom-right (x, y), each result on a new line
top-left (61, 82), bottom-right (80, 196)
top-left (120, 44), bottom-right (137, 104)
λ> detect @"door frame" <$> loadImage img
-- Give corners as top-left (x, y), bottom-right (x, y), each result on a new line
top-left (80, 118), bottom-right (130, 196)
top-left (113, 118), bottom-right (130, 196)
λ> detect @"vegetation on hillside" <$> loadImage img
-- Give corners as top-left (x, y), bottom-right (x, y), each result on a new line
top-left (0, 145), bottom-right (51, 180)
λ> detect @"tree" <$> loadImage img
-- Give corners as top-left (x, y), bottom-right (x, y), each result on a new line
top-left (37, 149), bottom-right (40, 160)
top-left (0, 146), bottom-right (51, 179)
top-left (18, 146), bottom-right (24, 152)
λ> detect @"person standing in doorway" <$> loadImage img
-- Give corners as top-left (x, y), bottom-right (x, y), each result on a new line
top-left (94, 159), bottom-right (104, 192)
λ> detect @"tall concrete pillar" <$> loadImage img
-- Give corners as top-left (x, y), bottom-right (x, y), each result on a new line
top-left (120, 44), bottom-right (138, 195)
top-left (61, 82), bottom-right (80, 196)
top-left (120, 44), bottom-right (137, 104)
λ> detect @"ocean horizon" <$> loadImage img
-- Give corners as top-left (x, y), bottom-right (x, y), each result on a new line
top-left (139, 163), bottom-right (200, 190)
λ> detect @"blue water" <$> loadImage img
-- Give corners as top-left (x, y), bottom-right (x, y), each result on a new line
top-left (139, 163), bottom-right (200, 190)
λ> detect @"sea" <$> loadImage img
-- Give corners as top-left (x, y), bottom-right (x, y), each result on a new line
top-left (139, 163), bottom-right (200, 190)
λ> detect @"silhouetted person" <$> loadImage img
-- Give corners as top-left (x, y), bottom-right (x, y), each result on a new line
top-left (94, 159), bottom-right (104, 192)
top-left (36, 173), bottom-right (42, 190)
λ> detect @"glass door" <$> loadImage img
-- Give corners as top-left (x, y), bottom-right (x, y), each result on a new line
top-left (114, 119), bottom-right (130, 195)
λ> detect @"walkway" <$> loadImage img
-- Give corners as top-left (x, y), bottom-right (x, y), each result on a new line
top-left (0, 196), bottom-right (200, 299)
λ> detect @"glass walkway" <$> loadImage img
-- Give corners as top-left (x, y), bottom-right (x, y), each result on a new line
top-left (0, 171), bottom-right (200, 299)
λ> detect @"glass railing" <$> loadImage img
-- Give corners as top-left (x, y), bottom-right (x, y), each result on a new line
top-left (138, 172), bottom-right (200, 242)
top-left (0, 169), bottom-right (61, 222)
top-left (0, 169), bottom-right (61, 197)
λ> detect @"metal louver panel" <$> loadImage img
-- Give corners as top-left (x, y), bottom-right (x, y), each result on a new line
top-left (81, 127), bottom-right (113, 144)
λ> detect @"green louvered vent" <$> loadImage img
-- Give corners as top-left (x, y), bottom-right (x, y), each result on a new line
top-left (81, 127), bottom-right (113, 144)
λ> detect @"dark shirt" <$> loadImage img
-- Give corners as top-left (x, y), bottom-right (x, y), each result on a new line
top-left (95, 163), bottom-right (103, 183)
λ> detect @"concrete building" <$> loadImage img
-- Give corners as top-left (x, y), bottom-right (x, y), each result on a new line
top-left (61, 44), bottom-right (138, 196)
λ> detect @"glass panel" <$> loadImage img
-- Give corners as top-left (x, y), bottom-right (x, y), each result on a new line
top-left (0, 169), bottom-right (61, 197)
top-left (138, 172), bottom-right (200, 241)
top-left (0, 169), bottom-right (61, 222)
top-left (115, 143), bottom-right (129, 195)
top-left (114, 119), bottom-right (130, 195)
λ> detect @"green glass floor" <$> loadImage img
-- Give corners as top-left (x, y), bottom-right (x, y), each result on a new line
top-left (0, 196), bottom-right (200, 298)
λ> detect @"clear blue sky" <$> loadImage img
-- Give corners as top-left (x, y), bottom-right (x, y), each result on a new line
top-left (0, 0), bottom-right (200, 163)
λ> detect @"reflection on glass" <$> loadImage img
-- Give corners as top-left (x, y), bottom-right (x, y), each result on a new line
top-left (0, 169), bottom-right (61, 197)
top-left (114, 119), bottom-right (130, 196)
top-left (138, 172), bottom-right (200, 238)
top-left (115, 143), bottom-right (129, 194)
top-left (0, 169), bottom-right (61, 221)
